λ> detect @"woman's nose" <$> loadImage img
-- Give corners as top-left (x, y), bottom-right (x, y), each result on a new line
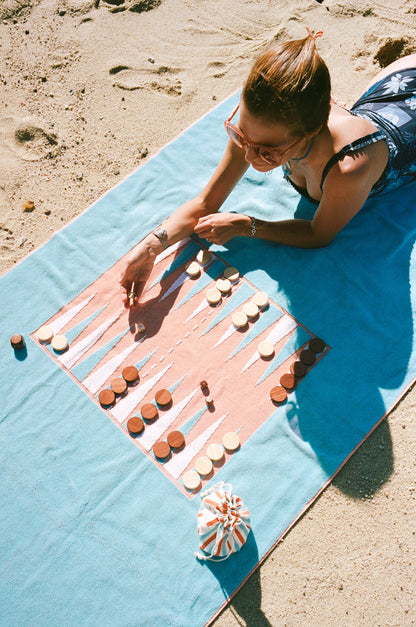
top-left (244, 144), bottom-right (258, 163)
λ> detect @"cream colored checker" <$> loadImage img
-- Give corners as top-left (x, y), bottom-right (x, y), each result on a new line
top-left (185, 260), bottom-right (200, 277)
top-left (223, 266), bottom-right (240, 282)
top-left (222, 431), bottom-right (240, 452)
top-left (232, 311), bottom-right (248, 329)
top-left (258, 340), bottom-right (274, 358)
top-left (243, 301), bottom-right (259, 319)
top-left (194, 455), bottom-right (213, 477)
top-left (51, 334), bottom-right (68, 352)
top-left (215, 278), bottom-right (231, 294)
top-left (252, 291), bottom-right (269, 309)
top-left (206, 443), bottom-right (224, 463)
top-left (196, 248), bottom-right (212, 265)
top-left (37, 325), bottom-right (54, 343)
top-left (182, 470), bottom-right (201, 491)
top-left (206, 287), bottom-right (222, 305)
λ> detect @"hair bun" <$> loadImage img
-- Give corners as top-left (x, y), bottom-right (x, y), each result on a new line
top-left (306, 27), bottom-right (323, 41)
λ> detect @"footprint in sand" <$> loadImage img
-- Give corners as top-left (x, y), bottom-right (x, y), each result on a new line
top-left (206, 61), bottom-right (228, 79)
top-left (374, 38), bottom-right (415, 67)
top-left (110, 65), bottom-right (182, 96)
top-left (0, 224), bottom-right (15, 255)
top-left (353, 36), bottom-right (415, 73)
top-left (0, 116), bottom-right (60, 162)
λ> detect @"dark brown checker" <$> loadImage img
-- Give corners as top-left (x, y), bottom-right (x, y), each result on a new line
top-left (280, 373), bottom-right (296, 390)
top-left (309, 337), bottom-right (326, 354)
top-left (122, 365), bottom-right (139, 384)
top-left (167, 430), bottom-right (185, 449)
top-left (110, 377), bottom-right (127, 395)
top-left (153, 440), bottom-right (171, 459)
top-left (10, 334), bottom-right (25, 350)
top-left (290, 360), bottom-right (307, 377)
top-left (299, 349), bottom-right (316, 366)
top-left (141, 403), bottom-right (158, 421)
top-left (155, 388), bottom-right (172, 406)
top-left (127, 416), bottom-right (144, 435)
top-left (98, 388), bottom-right (115, 407)
top-left (269, 386), bottom-right (288, 404)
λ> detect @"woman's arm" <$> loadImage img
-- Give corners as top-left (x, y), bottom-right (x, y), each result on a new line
top-left (195, 143), bottom-right (385, 248)
top-left (120, 140), bottom-right (248, 302)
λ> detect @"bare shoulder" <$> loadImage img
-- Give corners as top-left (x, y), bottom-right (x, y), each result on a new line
top-left (325, 138), bottom-right (388, 197)
top-left (329, 104), bottom-right (376, 146)
top-left (327, 106), bottom-right (389, 184)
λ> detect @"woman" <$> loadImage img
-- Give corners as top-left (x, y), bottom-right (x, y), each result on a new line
top-left (121, 29), bottom-right (416, 305)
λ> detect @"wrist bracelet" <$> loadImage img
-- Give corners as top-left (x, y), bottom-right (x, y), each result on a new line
top-left (152, 227), bottom-right (169, 250)
top-left (248, 216), bottom-right (256, 238)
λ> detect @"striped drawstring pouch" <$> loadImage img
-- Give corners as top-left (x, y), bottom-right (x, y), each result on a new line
top-left (195, 482), bottom-right (251, 561)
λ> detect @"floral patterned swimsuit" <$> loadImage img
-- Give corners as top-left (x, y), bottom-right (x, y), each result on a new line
top-left (284, 68), bottom-right (416, 204)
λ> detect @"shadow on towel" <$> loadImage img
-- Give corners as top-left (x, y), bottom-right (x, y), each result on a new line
top-left (204, 532), bottom-right (272, 627)
top-left (221, 185), bottom-right (416, 498)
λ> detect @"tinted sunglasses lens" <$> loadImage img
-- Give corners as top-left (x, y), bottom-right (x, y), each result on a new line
top-left (258, 148), bottom-right (279, 164)
top-left (226, 124), bottom-right (245, 148)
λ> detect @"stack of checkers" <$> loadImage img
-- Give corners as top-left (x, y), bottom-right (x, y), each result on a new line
top-left (10, 334), bottom-right (25, 350)
top-left (181, 431), bottom-right (241, 492)
top-left (126, 392), bottom-right (177, 443)
top-left (205, 266), bottom-right (240, 307)
top-left (98, 365), bottom-right (139, 408)
top-left (269, 337), bottom-right (326, 404)
top-left (230, 291), bottom-right (269, 334)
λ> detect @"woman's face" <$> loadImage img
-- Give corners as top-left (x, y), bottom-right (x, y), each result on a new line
top-left (238, 101), bottom-right (306, 171)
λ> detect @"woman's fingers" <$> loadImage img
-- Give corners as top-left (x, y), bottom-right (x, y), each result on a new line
top-left (194, 217), bottom-right (212, 238)
top-left (119, 245), bottom-right (156, 307)
top-left (194, 214), bottom-right (234, 245)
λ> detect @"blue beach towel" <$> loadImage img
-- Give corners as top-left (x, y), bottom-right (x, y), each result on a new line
top-left (1, 92), bottom-right (416, 626)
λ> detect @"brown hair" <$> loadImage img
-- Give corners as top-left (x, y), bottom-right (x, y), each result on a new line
top-left (242, 30), bottom-right (331, 136)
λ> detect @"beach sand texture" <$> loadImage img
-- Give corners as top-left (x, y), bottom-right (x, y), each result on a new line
top-left (1, 0), bottom-right (416, 624)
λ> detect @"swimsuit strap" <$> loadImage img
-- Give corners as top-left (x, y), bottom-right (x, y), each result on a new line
top-left (320, 131), bottom-right (386, 191)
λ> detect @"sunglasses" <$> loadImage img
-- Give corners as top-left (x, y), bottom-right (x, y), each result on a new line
top-left (224, 104), bottom-right (301, 165)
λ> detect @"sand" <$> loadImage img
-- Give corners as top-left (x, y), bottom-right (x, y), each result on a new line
top-left (1, 0), bottom-right (416, 624)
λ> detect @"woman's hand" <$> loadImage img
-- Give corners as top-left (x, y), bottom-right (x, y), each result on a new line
top-left (194, 212), bottom-right (251, 245)
top-left (119, 239), bottom-right (157, 306)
